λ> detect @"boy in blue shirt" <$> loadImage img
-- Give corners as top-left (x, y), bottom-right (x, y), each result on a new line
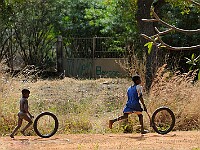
top-left (109, 75), bottom-right (148, 134)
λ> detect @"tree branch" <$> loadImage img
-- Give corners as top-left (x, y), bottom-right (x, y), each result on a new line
top-left (154, 27), bottom-right (173, 36)
top-left (142, 9), bottom-right (200, 34)
top-left (141, 0), bottom-right (200, 51)
top-left (157, 36), bottom-right (200, 50)
top-left (188, 0), bottom-right (200, 7)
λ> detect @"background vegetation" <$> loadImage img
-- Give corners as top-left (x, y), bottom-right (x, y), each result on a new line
top-left (0, 0), bottom-right (199, 72)
top-left (0, 63), bottom-right (199, 136)
top-left (0, 0), bottom-right (199, 136)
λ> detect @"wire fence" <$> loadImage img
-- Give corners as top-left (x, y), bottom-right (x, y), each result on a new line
top-left (64, 37), bottom-right (127, 58)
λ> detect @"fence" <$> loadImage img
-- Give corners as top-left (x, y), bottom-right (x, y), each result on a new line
top-left (65, 37), bottom-right (127, 58)
top-left (63, 58), bottom-right (128, 78)
top-left (57, 36), bottom-right (129, 78)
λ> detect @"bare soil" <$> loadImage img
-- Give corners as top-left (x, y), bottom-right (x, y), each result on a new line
top-left (0, 131), bottom-right (199, 150)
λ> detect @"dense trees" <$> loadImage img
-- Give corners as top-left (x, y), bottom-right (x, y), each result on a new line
top-left (0, 0), bottom-right (59, 70)
top-left (141, 0), bottom-right (200, 88)
top-left (0, 0), bottom-right (199, 87)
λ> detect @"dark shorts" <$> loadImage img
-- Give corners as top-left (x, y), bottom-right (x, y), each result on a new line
top-left (123, 104), bottom-right (143, 113)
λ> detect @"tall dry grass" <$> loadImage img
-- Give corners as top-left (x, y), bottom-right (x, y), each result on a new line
top-left (148, 64), bottom-right (200, 131)
top-left (0, 63), bottom-right (199, 136)
top-left (0, 64), bottom-right (132, 135)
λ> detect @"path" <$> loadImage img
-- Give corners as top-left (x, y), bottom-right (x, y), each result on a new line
top-left (0, 131), bottom-right (199, 150)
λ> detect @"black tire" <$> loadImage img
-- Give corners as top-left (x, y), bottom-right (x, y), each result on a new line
top-left (151, 106), bottom-right (175, 135)
top-left (33, 112), bottom-right (59, 138)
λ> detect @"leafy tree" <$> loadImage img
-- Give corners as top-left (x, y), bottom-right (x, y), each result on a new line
top-left (140, 0), bottom-right (200, 89)
top-left (1, 0), bottom-right (199, 84)
top-left (0, 0), bottom-right (14, 64)
top-left (56, 0), bottom-right (101, 38)
top-left (2, 0), bottom-right (60, 69)
top-left (85, 0), bottom-right (137, 37)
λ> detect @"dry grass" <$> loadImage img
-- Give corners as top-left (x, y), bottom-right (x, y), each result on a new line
top-left (148, 64), bottom-right (200, 131)
top-left (0, 63), bottom-right (200, 136)
top-left (0, 67), bottom-right (132, 135)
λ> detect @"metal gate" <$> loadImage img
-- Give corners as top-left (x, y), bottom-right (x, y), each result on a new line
top-left (61, 37), bottom-right (128, 78)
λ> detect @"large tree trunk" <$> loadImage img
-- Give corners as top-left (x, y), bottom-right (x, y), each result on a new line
top-left (136, 0), bottom-right (156, 91)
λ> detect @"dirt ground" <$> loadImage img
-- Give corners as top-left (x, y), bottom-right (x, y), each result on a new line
top-left (0, 131), bottom-right (199, 150)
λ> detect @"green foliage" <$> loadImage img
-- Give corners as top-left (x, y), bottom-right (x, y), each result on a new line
top-left (152, 2), bottom-right (200, 72)
top-left (85, 0), bottom-right (138, 37)
top-left (185, 53), bottom-right (200, 80)
top-left (64, 116), bottom-right (93, 133)
top-left (165, 0), bottom-right (192, 8)
top-left (198, 70), bottom-right (200, 80)
top-left (144, 42), bottom-right (153, 54)
top-left (0, 0), bottom-right (60, 69)
top-left (185, 53), bottom-right (200, 67)
top-left (2, 0), bottom-right (138, 66)
top-left (0, 0), bottom-right (200, 71)
top-left (181, 8), bottom-right (191, 15)
top-left (154, 1), bottom-right (200, 48)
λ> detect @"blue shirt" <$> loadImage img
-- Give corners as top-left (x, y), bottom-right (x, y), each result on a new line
top-left (123, 85), bottom-right (143, 113)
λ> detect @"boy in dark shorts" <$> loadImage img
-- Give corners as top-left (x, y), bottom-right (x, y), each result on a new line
top-left (109, 75), bottom-right (148, 134)
top-left (10, 89), bottom-right (34, 138)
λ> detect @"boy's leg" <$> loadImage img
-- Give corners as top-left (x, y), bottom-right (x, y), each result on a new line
top-left (109, 113), bottom-right (129, 129)
top-left (10, 117), bottom-right (23, 138)
top-left (21, 115), bottom-right (33, 134)
top-left (138, 114), bottom-right (144, 132)
top-left (138, 114), bottom-right (148, 134)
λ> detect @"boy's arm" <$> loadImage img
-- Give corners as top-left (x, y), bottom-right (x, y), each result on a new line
top-left (26, 109), bottom-right (34, 118)
top-left (137, 85), bottom-right (147, 112)
top-left (28, 112), bottom-right (33, 118)
top-left (24, 101), bottom-right (33, 118)
top-left (139, 96), bottom-right (147, 112)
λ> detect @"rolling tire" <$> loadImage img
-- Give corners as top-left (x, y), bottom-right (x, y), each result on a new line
top-left (33, 112), bottom-right (59, 138)
top-left (151, 106), bottom-right (175, 135)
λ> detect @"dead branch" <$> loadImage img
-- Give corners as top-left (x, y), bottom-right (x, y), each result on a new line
top-left (141, 0), bottom-right (200, 51)
top-left (188, 0), bottom-right (200, 7)
top-left (157, 36), bottom-right (200, 50)
top-left (142, 9), bottom-right (200, 34)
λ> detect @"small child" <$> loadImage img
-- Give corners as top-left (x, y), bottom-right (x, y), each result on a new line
top-left (10, 89), bottom-right (33, 138)
top-left (109, 75), bottom-right (148, 134)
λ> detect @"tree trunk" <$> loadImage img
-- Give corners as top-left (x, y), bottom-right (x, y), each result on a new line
top-left (136, 0), bottom-right (156, 91)
top-left (56, 35), bottom-right (64, 75)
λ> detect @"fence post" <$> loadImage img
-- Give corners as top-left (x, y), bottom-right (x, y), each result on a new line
top-left (56, 35), bottom-right (64, 76)
top-left (92, 37), bottom-right (96, 78)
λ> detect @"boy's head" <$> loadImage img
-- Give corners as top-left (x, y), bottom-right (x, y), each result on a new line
top-left (22, 89), bottom-right (30, 98)
top-left (132, 75), bottom-right (141, 85)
